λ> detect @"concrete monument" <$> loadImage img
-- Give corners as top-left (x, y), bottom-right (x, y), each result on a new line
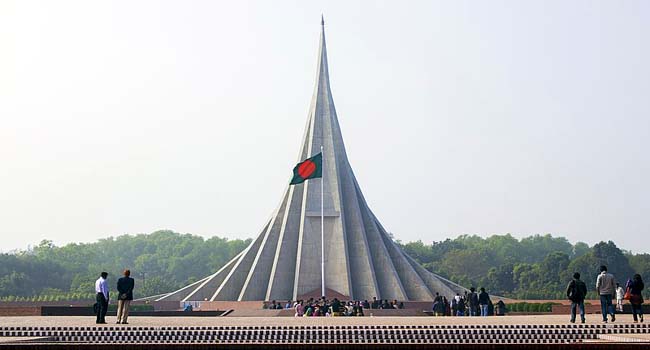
top-left (157, 20), bottom-right (466, 302)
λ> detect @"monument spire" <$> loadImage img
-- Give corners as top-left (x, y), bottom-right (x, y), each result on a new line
top-left (154, 20), bottom-right (467, 302)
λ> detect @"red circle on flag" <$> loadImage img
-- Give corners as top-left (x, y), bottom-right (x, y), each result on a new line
top-left (298, 160), bottom-right (316, 179)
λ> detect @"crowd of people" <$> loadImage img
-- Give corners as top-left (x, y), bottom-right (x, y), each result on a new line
top-left (432, 289), bottom-right (507, 317)
top-left (271, 291), bottom-right (508, 318)
top-left (566, 265), bottom-right (644, 323)
top-left (266, 297), bottom-right (406, 317)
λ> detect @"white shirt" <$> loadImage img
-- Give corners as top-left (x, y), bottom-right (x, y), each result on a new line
top-left (616, 286), bottom-right (625, 300)
top-left (95, 277), bottom-right (109, 300)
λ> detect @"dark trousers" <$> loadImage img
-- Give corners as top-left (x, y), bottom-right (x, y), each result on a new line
top-left (96, 293), bottom-right (108, 323)
top-left (570, 301), bottom-right (585, 322)
top-left (632, 303), bottom-right (644, 322)
top-left (469, 305), bottom-right (478, 316)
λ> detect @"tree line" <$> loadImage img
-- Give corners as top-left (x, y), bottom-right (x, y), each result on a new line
top-left (0, 230), bottom-right (249, 301)
top-left (1, 231), bottom-right (648, 301)
top-left (400, 234), bottom-right (650, 299)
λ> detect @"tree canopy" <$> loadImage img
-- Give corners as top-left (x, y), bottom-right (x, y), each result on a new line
top-left (1, 231), bottom-right (648, 301)
top-left (400, 234), bottom-right (650, 299)
top-left (0, 230), bottom-right (249, 301)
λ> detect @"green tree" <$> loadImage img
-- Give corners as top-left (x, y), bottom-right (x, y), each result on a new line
top-left (592, 241), bottom-right (635, 281)
top-left (0, 230), bottom-right (250, 300)
top-left (572, 242), bottom-right (590, 258)
top-left (486, 263), bottom-right (515, 294)
top-left (3, 232), bottom-right (649, 301)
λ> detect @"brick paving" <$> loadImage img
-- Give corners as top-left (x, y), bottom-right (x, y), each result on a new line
top-left (1, 315), bottom-right (648, 348)
top-left (0, 314), bottom-right (645, 328)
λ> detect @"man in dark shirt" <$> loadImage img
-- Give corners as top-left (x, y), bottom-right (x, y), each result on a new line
top-left (434, 292), bottom-right (443, 303)
top-left (567, 272), bottom-right (588, 323)
top-left (478, 288), bottom-right (491, 317)
top-left (331, 298), bottom-right (341, 315)
top-left (468, 287), bottom-right (479, 316)
top-left (116, 269), bottom-right (135, 324)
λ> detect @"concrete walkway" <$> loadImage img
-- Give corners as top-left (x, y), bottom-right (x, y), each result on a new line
top-left (0, 314), bottom-right (645, 328)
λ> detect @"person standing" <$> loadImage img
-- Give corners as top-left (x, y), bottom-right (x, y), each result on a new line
top-left (433, 292), bottom-right (442, 303)
top-left (294, 300), bottom-right (304, 317)
top-left (615, 283), bottom-right (625, 312)
top-left (456, 297), bottom-right (466, 316)
top-left (567, 272), bottom-right (588, 323)
top-left (95, 272), bottom-right (109, 324)
top-left (478, 288), bottom-right (490, 317)
top-left (628, 274), bottom-right (645, 323)
top-left (332, 298), bottom-right (342, 315)
top-left (116, 269), bottom-right (135, 324)
top-left (596, 265), bottom-right (616, 323)
top-left (468, 288), bottom-right (479, 316)
top-left (432, 298), bottom-right (445, 316)
top-left (451, 295), bottom-right (458, 316)
top-left (495, 300), bottom-right (507, 316)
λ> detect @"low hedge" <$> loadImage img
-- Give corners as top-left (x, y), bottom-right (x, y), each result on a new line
top-left (93, 304), bottom-right (155, 312)
top-left (506, 302), bottom-right (559, 313)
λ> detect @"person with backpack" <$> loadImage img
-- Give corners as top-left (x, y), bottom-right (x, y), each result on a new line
top-left (567, 272), bottom-right (588, 323)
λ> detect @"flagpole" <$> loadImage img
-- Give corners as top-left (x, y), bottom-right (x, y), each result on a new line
top-left (320, 145), bottom-right (325, 299)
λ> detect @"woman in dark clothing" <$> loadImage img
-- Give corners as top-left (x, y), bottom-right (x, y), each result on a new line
top-left (629, 274), bottom-right (644, 323)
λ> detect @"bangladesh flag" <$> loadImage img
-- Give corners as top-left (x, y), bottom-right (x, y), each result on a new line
top-left (290, 152), bottom-right (322, 185)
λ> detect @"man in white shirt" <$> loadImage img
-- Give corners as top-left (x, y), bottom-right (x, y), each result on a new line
top-left (95, 272), bottom-right (109, 324)
top-left (615, 283), bottom-right (625, 312)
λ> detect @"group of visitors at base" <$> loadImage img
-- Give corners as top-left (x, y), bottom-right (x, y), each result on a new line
top-left (279, 291), bottom-right (508, 318)
top-left (434, 288), bottom-right (506, 317)
top-left (566, 265), bottom-right (644, 323)
top-left (93, 270), bottom-right (135, 325)
top-left (272, 297), bottom-right (405, 317)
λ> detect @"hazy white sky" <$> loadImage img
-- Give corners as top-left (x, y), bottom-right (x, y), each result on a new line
top-left (1, 1), bottom-right (649, 253)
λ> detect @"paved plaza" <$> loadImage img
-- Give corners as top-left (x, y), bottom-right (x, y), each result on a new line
top-left (0, 314), bottom-right (646, 327)
top-left (1, 314), bottom-right (649, 348)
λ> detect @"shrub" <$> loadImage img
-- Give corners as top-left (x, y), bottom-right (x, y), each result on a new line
top-left (505, 302), bottom-right (558, 313)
